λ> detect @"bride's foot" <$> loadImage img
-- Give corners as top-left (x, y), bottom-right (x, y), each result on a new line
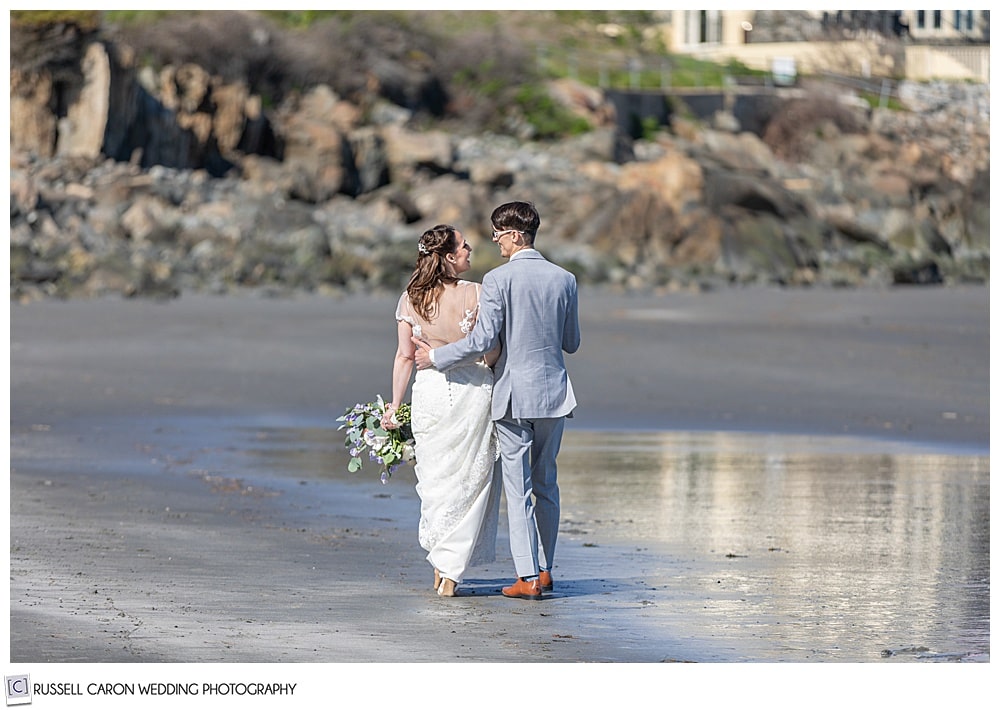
top-left (433, 569), bottom-right (441, 591)
top-left (437, 577), bottom-right (457, 597)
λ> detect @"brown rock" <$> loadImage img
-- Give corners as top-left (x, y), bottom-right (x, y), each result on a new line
top-left (670, 214), bottom-right (723, 267)
top-left (380, 124), bottom-right (454, 183)
top-left (617, 150), bottom-right (703, 215)
top-left (55, 42), bottom-right (110, 159)
top-left (120, 195), bottom-right (178, 243)
top-left (9, 69), bottom-right (58, 157)
top-left (546, 78), bottom-right (615, 128)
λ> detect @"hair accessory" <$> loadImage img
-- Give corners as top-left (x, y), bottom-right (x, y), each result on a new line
top-left (418, 242), bottom-right (430, 255)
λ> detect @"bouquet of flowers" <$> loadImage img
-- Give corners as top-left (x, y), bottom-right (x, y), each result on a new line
top-left (337, 395), bottom-right (415, 484)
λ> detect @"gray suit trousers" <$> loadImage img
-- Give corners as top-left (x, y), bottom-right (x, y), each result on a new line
top-left (495, 414), bottom-right (565, 578)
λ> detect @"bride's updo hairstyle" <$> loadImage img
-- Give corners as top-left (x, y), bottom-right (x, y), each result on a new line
top-left (407, 224), bottom-right (460, 320)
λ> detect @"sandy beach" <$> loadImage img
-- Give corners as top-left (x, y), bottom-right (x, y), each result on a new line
top-left (6, 286), bottom-right (990, 704)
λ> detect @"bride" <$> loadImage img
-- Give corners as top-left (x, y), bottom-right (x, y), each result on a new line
top-left (382, 224), bottom-right (501, 597)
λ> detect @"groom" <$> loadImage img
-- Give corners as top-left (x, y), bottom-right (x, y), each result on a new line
top-left (412, 201), bottom-right (581, 600)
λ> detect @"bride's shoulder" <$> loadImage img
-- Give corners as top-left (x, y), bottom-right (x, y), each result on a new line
top-left (457, 279), bottom-right (483, 293)
top-left (395, 290), bottom-right (415, 321)
top-left (458, 279), bottom-right (483, 298)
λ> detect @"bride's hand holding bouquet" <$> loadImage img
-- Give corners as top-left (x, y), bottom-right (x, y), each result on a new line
top-left (337, 396), bottom-right (415, 484)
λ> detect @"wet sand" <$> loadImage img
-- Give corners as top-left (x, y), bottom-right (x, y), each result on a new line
top-left (5, 287), bottom-right (991, 702)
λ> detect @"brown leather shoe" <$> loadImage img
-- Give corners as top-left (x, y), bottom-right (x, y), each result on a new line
top-left (502, 577), bottom-right (543, 600)
top-left (538, 570), bottom-right (553, 592)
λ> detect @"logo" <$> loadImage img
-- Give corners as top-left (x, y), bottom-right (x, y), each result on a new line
top-left (5, 675), bottom-right (31, 706)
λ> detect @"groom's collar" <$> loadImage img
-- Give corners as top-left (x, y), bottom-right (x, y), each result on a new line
top-left (509, 248), bottom-right (539, 261)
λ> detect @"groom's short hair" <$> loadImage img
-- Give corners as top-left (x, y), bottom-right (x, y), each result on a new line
top-left (492, 201), bottom-right (540, 242)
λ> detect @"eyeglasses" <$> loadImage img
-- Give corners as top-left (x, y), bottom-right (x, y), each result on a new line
top-left (492, 229), bottom-right (520, 241)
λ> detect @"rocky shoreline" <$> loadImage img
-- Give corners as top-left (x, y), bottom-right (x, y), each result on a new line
top-left (9, 17), bottom-right (990, 301)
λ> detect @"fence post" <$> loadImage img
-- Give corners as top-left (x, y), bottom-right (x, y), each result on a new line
top-left (879, 78), bottom-right (891, 109)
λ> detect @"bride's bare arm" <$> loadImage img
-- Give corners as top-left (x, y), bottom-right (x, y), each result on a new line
top-left (384, 320), bottom-right (416, 429)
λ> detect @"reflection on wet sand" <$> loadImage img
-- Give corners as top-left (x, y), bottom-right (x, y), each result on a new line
top-left (556, 429), bottom-right (989, 662)
top-left (238, 424), bottom-right (988, 661)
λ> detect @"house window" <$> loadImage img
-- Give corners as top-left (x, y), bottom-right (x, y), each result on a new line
top-left (916, 10), bottom-right (925, 29)
top-left (685, 10), bottom-right (722, 45)
top-left (954, 10), bottom-right (974, 31)
top-left (933, 10), bottom-right (942, 29)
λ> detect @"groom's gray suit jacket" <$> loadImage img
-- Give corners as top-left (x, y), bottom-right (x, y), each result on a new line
top-left (432, 249), bottom-right (580, 421)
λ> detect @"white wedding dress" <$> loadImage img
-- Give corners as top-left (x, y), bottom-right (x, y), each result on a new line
top-left (396, 282), bottom-right (500, 583)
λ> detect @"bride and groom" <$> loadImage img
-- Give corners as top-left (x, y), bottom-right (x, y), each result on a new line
top-left (382, 201), bottom-right (580, 600)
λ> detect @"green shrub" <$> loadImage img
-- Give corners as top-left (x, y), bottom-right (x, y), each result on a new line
top-left (514, 84), bottom-right (592, 139)
top-left (11, 10), bottom-right (101, 30)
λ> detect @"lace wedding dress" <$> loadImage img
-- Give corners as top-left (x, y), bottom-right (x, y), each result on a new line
top-left (396, 282), bottom-right (501, 583)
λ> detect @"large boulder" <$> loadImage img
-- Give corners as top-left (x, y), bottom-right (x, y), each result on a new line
top-left (379, 124), bottom-right (455, 184)
top-left (10, 69), bottom-right (59, 157)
